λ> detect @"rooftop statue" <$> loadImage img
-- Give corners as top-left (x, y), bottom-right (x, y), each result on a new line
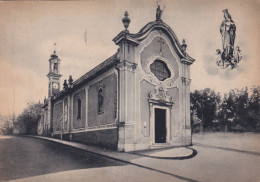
top-left (156, 2), bottom-right (165, 21)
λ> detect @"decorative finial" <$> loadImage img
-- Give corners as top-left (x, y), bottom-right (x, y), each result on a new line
top-left (68, 75), bottom-right (73, 84)
top-left (68, 75), bottom-right (73, 88)
top-left (63, 80), bottom-right (68, 91)
top-left (181, 39), bottom-right (187, 52)
top-left (122, 11), bottom-right (130, 32)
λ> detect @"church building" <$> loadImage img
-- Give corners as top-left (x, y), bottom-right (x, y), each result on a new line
top-left (39, 6), bottom-right (195, 152)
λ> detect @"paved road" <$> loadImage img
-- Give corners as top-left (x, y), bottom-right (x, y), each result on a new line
top-left (0, 136), bottom-right (180, 182)
top-left (129, 133), bottom-right (260, 182)
top-left (0, 136), bottom-right (122, 181)
top-left (1, 134), bottom-right (259, 182)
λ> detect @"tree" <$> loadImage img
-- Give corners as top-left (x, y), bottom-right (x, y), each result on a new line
top-left (218, 91), bottom-right (237, 131)
top-left (233, 87), bottom-right (250, 129)
top-left (191, 88), bottom-right (221, 132)
top-left (218, 86), bottom-right (260, 132)
top-left (17, 102), bottom-right (42, 135)
top-left (0, 114), bottom-right (14, 135)
top-left (191, 86), bottom-right (260, 133)
top-left (247, 86), bottom-right (260, 131)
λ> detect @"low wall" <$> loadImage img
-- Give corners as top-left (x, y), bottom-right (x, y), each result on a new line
top-left (53, 128), bottom-right (118, 150)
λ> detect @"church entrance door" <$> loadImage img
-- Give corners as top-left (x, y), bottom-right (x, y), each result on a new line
top-left (155, 108), bottom-right (166, 143)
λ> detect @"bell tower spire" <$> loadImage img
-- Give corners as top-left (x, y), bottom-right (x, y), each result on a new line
top-left (47, 43), bottom-right (62, 97)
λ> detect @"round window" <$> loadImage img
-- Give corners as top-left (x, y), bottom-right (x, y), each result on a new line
top-left (150, 60), bottom-right (171, 81)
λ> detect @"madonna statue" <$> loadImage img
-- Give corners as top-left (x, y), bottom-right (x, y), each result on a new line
top-left (220, 9), bottom-right (236, 60)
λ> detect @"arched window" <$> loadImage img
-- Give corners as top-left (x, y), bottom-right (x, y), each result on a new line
top-left (98, 88), bottom-right (104, 114)
top-left (64, 104), bottom-right (68, 123)
top-left (77, 99), bottom-right (81, 119)
top-left (150, 60), bottom-right (171, 81)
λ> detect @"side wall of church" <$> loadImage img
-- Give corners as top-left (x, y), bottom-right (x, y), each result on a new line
top-left (52, 67), bottom-right (118, 149)
top-left (63, 97), bottom-right (69, 131)
top-left (53, 100), bottom-right (63, 132)
top-left (88, 73), bottom-right (117, 127)
top-left (73, 89), bottom-right (86, 129)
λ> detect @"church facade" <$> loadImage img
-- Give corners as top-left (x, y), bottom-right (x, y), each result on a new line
top-left (39, 8), bottom-right (195, 152)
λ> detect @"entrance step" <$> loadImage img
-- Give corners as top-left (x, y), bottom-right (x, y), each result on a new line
top-left (150, 143), bottom-right (171, 149)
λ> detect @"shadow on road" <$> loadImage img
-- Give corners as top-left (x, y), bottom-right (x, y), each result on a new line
top-left (0, 136), bottom-right (125, 181)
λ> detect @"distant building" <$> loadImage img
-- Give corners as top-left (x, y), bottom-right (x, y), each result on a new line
top-left (39, 7), bottom-right (195, 151)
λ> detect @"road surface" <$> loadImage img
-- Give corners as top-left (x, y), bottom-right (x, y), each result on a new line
top-left (0, 136), bottom-right (180, 182)
top-left (0, 133), bottom-right (260, 182)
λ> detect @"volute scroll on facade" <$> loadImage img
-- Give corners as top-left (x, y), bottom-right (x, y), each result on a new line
top-left (116, 60), bottom-right (137, 72)
top-left (182, 77), bottom-right (192, 86)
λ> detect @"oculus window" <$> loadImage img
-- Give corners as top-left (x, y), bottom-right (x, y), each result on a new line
top-left (150, 60), bottom-right (171, 81)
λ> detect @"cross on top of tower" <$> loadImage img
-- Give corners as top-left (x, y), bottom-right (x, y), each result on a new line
top-left (54, 43), bottom-right (56, 54)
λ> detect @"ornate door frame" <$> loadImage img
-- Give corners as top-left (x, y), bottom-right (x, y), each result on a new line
top-left (150, 104), bottom-right (171, 145)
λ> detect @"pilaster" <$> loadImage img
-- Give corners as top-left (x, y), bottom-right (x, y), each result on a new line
top-left (116, 60), bottom-right (137, 151)
top-left (181, 60), bottom-right (192, 145)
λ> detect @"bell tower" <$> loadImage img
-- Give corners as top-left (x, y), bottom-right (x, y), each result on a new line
top-left (47, 49), bottom-right (62, 97)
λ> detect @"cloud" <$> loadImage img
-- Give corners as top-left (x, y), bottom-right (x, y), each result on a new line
top-left (202, 54), bottom-right (219, 76)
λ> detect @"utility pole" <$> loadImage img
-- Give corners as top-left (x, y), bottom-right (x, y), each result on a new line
top-left (12, 88), bottom-right (15, 134)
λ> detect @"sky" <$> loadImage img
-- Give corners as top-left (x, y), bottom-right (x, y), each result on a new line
top-left (0, 0), bottom-right (259, 116)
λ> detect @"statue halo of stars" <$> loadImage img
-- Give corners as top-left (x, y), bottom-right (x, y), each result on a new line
top-left (216, 9), bottom-right (242, 70)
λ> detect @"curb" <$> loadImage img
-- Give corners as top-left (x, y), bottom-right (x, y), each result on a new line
top-left (131, 147), bottom-right (197, 160)
top-left (28, 135), bottom-right (197, 160)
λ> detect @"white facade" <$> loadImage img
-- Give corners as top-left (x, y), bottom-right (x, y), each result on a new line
top-left (114, 20), bottom-right (195, 151)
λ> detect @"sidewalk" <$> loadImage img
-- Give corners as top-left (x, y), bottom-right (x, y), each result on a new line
top-left (30, 135), bottom-right (198, 182)
top-left (31, 135), bottom-right (196, 160)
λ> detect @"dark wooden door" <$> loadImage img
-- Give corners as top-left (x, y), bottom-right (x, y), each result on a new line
top-left (155, 108), bottom-right (166, 143)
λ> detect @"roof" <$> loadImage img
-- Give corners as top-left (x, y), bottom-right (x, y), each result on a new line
top-left (53, 53), bottom-right (119, 101)
top-left (52, 20), bottom-right (195, 101)
top-left (113, 20), bottom-right (195, 63)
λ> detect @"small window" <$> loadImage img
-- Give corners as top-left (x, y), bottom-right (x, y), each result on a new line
top-left (77, 99), bottom-right (81, 119)
top-left (98, 88), bottom-right (104, 114)
top-left (150, 60), bottom-right (171, 81)
top-left (54, 63), bottom-right (58, 71)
